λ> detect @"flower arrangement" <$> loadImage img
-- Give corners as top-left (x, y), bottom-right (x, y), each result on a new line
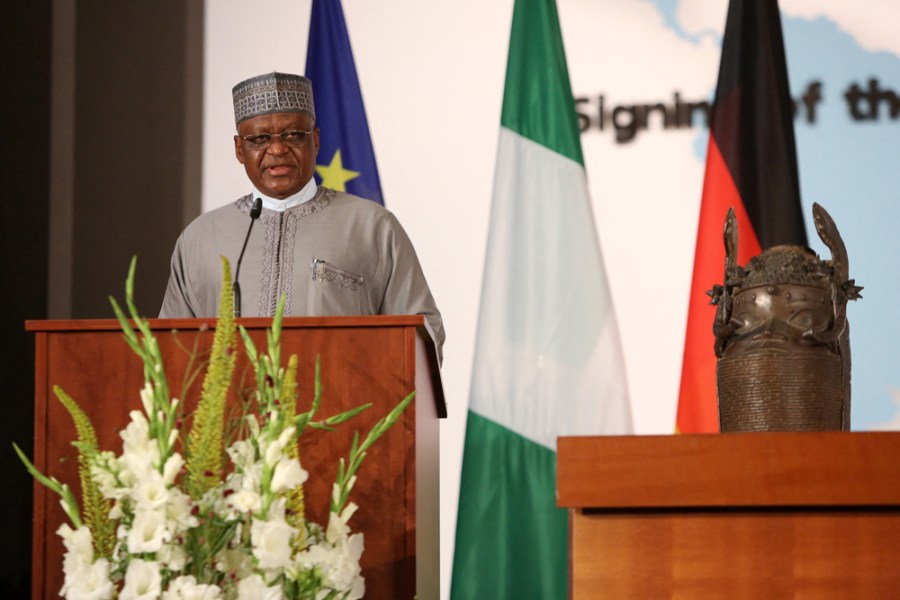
top-left (15, 258), bottom-right (412, 599)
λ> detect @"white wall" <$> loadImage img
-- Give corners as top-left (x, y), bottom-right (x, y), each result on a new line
top-left (202, 2), bottom-right (722, 597)
top-left (203, 1), bottom-right (900, 597)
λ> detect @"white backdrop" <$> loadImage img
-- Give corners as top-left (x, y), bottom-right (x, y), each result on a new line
top-left (202, 1), bottom-right (900, 597)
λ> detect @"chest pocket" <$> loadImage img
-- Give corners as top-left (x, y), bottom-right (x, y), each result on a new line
top-left (307, 258), bottom-right (367, 315)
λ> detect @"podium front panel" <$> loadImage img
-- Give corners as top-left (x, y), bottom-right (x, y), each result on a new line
top-left (29, 316), bottom-right (441, 600)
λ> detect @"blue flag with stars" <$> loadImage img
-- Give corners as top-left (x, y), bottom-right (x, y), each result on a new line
top-left (305, 0), bottom-right (384, 205)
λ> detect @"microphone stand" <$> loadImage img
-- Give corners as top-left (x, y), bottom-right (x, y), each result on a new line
top-left (233, 197), bottom-right (263, 317)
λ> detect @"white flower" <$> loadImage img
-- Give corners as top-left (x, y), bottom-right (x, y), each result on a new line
top-left (122, 442), bottom-right (161, 484)
top-left (267, 497), bottom-right (287, 521)
top-left (236, 574), bottom-right (284, 600)
top-left (58, 524), bottom-right (110, 599)
top-left (227, 439), bottom-right (256, 471)
top-left (58, 523), bottom-right (94, 565)
top-left (109, 501), bottom-right (124, 519)
top-left (162, 452), bottom-right (185, 486)
top-left (251, 517), bottom-right (296, 570)
top-left (158, 542), bottom-right (188, 571)
top-left (230, 461), bottom-right (263, 495)
top-left (120, 558), bottom-right (162, 600)
top-left (277, 426), bottom-right (295, 448)
top-left (132, 470), bottom-right (170, 511)
top-left (91, 451), bottom-right (126, 500)
top-left (296, 532), bottom-right (365, 600)
top-left (263, 439), bottom-right (285, 468)
top-left (270, 458), bottom-right (308, 493)
top-left (167, 426), bottom-right (179, 450)
top-left (139, 383), bottom-right (154, 415)
top-left (166, 488), bottom-right (199, 531)
top-left (262, 427), bottom-right (295, 468)
top-left (161, 575), bottom-right (223, 599)
top-left (214, 547), bottom-right (253, 579)
top-left (121, 411), bottom-right (151, 455)
top-left (245, 414), bottom-right (261, 437)
top-left (119, 411), bottom-right (164, 483)
top-left (127, 509), bottom-right (171, 553)
top-left (63, 558), bottom-right (115, 600)
top-left (326, 502), bottom-right (358, 545)
top-left (228, 489), bottom-right (262, 514)
top-left (329, 478), bottom-right (354, 508)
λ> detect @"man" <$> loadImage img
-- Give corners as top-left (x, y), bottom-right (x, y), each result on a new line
top-left (160, 72), bottom-right (444, 358)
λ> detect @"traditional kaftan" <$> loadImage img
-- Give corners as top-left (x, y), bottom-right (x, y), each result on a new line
top-left (160, 187), bottom-right (444, 357)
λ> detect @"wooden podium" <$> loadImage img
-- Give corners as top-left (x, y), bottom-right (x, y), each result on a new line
top-left (558, 432), bottom-right (900, 598)
top-left (28, 316), bottom-right (444, 600)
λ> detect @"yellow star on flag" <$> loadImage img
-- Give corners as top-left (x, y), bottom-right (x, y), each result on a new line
top-left (316, 149), bottom-right (360, 191)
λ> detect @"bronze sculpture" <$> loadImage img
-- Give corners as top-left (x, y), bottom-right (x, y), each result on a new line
top-left (709, 203), bottom-right (862, 432)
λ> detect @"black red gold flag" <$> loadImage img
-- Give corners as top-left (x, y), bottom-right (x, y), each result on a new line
top-left (677, 0), bottom-right (807, 433)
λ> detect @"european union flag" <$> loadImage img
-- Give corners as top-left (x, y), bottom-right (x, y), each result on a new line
top-left (305, 0), bottom-right (384, 205)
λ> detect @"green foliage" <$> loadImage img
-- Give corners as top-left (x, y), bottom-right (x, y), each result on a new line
top-left (54, 385), bottom-right (115, 559)
top-left (13, 442), bottom-right (82, 529)
top-left (16, 255), bottom-right (415, 598)
top-left (186, 256), bottom-right (237, 498)
top-left (281, 354), bottom-right (308, 543)
top-left (109, 257), bottom-right (178, 466)
top-left (239, 296), bottom-right (304, 519)
top-left (332, 391), bottom-right (415, 517)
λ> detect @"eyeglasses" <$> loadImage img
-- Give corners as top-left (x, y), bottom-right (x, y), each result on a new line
top-left (239, 127), bottom-right (314, 150)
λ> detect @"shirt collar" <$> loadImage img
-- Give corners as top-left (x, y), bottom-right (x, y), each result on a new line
top-left (252, 178), bottom-right (318, 212)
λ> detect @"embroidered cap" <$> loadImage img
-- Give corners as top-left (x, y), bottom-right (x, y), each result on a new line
top-left (232, 72), bottom-right (315, 127)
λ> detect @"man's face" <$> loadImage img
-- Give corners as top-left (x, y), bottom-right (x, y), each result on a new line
top-left (234, 111), bottom-right (320, 199)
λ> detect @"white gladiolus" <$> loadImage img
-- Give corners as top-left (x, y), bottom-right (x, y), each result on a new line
top-left (162, 452), bottom-right (185, 486)
top-left (263, 438), bottom-right (285, 468)
top-left (36, 315), bottom-right (388, 600)
top-left (214, 547), bottom-right (253, 580)
top-left (167, 427), bottom-right (179, 449)
top-left (226, 440), bottom-right (255, 470)
top-left (270, 458), bottom-right (308, 493)
top-left (276, 427), bottom-right (295, 449)
top-left (326, 503), bottom-right (358, 545)
top-left (116, 460), bottom-right (138, 490)
top-left (58, 524), bottom-right (94, 564)
top-left (132, 470), bottom-right (170, 510)
top-left (238, 463), bottom-right (264, 493)
top-left (120, 559), bottom-right (162, 600)
top-left (236, 574), bottom-right (284, 600)
top-left (161, 575), bottom-right (223, 599)
top-left (244, 414), bottom-right (261, 438)
top-left (296, 532), bottom-right (365, 600)
top-left (266, 497), bottom-right (287, 521)
top-left (58, 524), bottom-right (101, 598)
top-left (166, 488), bottom-right (198, 531)
top-left (228, 489), bottom-right (262, 514)
top-left (250, 517), bottom-right (296, 570)
top-left (120, 412), bottom-right (160, 482)
top-left (63, 558), bottom-right (115, 600)
top-left (139, 383), bottom-right (154, 415)
top-left (91, 451), bottom-right (125, 499)
top-left (158, 543), bottom-right (188, 571)
top-left (127, 509), bottom-right (171, 553)
top-left (121, 411), bottom-right (151, 452)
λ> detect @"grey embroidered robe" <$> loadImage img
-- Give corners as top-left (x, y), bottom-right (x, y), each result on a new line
top-left (160, 187), bottom-right (444, 358)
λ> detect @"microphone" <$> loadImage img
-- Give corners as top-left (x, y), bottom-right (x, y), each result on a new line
top-left (233, 197), bottom-right (262, 317)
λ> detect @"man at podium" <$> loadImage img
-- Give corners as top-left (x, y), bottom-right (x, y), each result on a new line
top-left (160, 72), bottom-right (444, 358)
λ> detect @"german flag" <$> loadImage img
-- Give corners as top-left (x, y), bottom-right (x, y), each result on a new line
top-left (676, 0), bottom-right (807, 433)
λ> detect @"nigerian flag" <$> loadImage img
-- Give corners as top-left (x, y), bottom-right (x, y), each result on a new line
top-left (450, 0), bottom-right (632, 597)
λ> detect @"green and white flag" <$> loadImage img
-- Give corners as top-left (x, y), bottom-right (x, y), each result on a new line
top-left (450, 0), bottom-right (632, 597)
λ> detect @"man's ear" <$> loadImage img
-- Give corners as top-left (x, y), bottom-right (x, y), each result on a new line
top-left (234, 135), bottom-right (245, 164)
